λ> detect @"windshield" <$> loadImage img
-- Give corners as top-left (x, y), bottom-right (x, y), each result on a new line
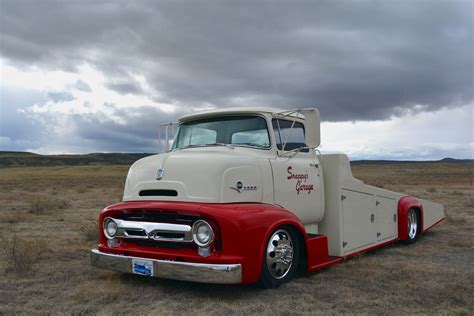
top-left (171, 115), bottom-right (270, 150)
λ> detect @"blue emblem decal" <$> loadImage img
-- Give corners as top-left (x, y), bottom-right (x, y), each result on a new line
top-left (230, 181), bottom-right (257, 193)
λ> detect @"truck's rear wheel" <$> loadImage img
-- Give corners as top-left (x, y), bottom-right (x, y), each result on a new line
top-left (402, 208), bottom-right (420, 244)
top-left (259, 228), bottom-right (300, 288)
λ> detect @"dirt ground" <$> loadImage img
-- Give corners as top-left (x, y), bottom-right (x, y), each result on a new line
top-left (0, 162), bottom-right (472, 314)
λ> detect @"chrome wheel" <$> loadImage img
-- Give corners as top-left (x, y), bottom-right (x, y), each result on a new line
top-left (408, 209), bottom-right (418, 239)
top-left (266, 229), bottom-right (294, 280)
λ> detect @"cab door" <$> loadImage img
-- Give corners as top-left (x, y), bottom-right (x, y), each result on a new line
top-left (270, 119), bottom-right (325, 225)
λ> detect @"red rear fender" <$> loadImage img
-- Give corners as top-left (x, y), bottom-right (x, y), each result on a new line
top-left (398, 196), bottom-right (424, 240)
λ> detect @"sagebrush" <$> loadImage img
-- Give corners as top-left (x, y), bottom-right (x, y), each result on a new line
top-left (1, 234), bottom-right (47, 274)
top-left (29, 196), bottom-right (71, 214)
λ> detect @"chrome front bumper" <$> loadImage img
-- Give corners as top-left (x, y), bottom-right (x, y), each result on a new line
top-left (90, 249), bottom-right (242, 284)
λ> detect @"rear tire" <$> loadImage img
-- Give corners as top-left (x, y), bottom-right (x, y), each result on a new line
top-left (259, 227), bottom-right (300, 289)
top-left (402, 208), bottom-right (420, 245)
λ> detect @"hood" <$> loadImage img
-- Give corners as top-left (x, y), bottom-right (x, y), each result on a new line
top-left (123, 148), bottom-right (264, 203)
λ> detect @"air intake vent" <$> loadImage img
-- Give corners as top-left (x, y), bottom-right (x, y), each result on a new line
top-left (139, 190), bottom-right (178, 197)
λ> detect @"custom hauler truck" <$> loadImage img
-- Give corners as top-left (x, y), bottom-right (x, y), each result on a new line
top-left (91, 107), bottom-right (445, 288)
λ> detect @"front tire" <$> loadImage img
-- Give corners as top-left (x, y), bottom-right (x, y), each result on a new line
top-left (259, 227), bottom-right (300, 289)
top-left (402, 208), bottom-right (420, 244)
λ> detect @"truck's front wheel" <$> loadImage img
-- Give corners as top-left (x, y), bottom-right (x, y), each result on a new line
top-left (259, 228), bottom-right (300, 288)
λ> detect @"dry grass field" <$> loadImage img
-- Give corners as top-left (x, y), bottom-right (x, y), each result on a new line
top-left (0, 162), bottom-right (473, 314)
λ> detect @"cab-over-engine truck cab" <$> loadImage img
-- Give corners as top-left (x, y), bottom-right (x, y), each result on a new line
top-left (91, 107), bottom-right (445, 288)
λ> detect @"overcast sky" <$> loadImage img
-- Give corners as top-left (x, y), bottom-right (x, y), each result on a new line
top-left (0, 0), bottom-right (472, 160)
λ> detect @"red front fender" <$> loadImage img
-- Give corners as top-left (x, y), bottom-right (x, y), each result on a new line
top-left (200, 203), bottom-right (308, 283)
top-left (98, 201), bottom-right (307, 284)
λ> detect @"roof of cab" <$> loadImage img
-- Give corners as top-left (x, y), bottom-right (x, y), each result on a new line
top-left (178, 107), bottom-right (301, 122)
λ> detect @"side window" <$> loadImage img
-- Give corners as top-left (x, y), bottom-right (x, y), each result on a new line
top-left (272, 119), bottom-right (307, 151)
top-left (231, 129), bottom-right (270, 148)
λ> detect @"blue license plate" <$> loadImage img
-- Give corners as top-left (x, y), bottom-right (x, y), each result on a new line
top-left (132, 259), bottom-right (153, 276)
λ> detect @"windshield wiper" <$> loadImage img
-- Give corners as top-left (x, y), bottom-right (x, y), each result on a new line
top-left (233, 142), bottom-right (268, 148)
top-left (205, 143), bottom-right (235, 149)
top-left (173, 143), bottom-right (234, 151)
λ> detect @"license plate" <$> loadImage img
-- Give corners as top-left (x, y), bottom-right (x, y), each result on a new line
top-left (132, 258), bottom-right (154, 276)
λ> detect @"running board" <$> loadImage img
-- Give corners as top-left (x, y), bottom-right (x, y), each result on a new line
top-left (308, 256), bottom-right (342, 272)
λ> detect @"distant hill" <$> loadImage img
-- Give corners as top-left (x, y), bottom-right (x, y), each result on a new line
top-left (0, 152), bottom-right (153, 167)
top-left (0, 151), bottom-right (41, 157)
top-left (0, 151), bottom-right (472, 168)
top-left (351, 158), bottom-right (474, 165)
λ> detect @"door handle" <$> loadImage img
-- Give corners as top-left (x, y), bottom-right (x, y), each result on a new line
top-left (309, 163), bottom-right (319, 168)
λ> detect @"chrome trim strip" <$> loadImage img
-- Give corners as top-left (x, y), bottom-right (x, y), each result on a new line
top-left (110, 218), bottom-right (193, 242)
top-left (90, 249), bottom-right (242, 284)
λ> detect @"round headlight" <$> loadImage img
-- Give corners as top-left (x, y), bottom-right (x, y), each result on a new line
top-left (192, 220), bottom-right (214, 247)
top-left (103, 217), bottom-right (118, 239)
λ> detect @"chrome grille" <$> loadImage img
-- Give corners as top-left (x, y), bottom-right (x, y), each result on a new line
top-left (112, 218), bottom-right (193, 243)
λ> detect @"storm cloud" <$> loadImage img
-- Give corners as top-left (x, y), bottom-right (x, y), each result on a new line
top-left (0, 0), bottom-right (472, 157)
